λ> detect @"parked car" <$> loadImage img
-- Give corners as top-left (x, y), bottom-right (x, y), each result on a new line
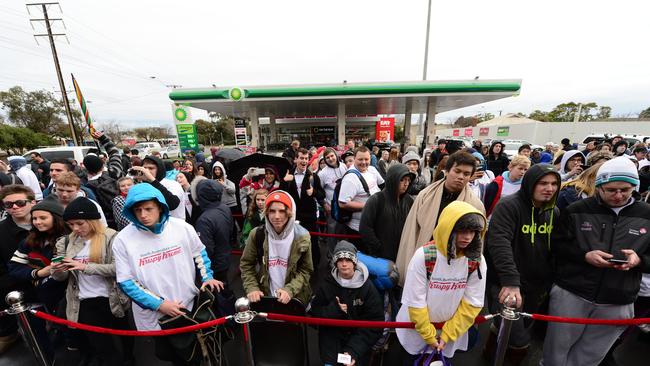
top-left (160, 145), bottom-right (181, 159)
top-left (24, 146), bottom-right (93, 163)
top-left (133, 142), bottom-right (162, 158)
top-left (501, 140), bottom-right (543, 158)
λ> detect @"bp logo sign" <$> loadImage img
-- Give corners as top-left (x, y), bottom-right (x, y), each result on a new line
top-left (174, 107), bottom-right (188, 122)
top-left (229, 87), bottom-right (244, 101)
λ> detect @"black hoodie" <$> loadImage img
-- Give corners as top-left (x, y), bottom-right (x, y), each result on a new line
top-left (486, 141), bottom-right (510, 177)
top-left (142, 155), bottom-right (180, 211)
top-left (359, 164), bottom-right (415, 260)
top-left (194, 180), bottom-right (233, 275)
top-left (485, 164), bottom-right (561, 291)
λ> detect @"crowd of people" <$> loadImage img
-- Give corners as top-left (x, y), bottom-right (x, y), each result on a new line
top-left (0, 133), bottom-right (649, 366)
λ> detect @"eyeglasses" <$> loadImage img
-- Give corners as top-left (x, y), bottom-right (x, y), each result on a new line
top-left (600, 187), bottom-right (634, 195)
top-left (2, 200), bottom-right (30, 209)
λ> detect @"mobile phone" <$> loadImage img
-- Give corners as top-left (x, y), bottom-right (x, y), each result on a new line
top-left (51, 255), bottom-right (65, 263)
top-left (607, 258), bottom-right (629, 264)
top-left (128, 169), bottom-right (143, 176)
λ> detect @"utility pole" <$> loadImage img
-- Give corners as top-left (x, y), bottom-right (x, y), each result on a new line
top-left (420, 0), bottom-right (433, 153)
top-left (27, 2), bottom-right (78, 146)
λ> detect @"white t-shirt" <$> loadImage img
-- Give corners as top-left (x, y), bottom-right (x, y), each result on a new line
top-left (161, 178), bottom-right (186, 220)
top-left (267, 230), bottom-right (294, 295)
top-left (319, 164), bottom-right (348, 202)
top-left (396, 247), bottom-right (487, 358)
top-left (338, 167), bottom-right (384, 231)
top-left (74, 240), bottom-right (109, 300)
top-left (113, 217), bottom-right (208, 330)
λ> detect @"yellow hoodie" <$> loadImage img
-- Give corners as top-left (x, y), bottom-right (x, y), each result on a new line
top-left (407, 201), bottom-right (487, 345)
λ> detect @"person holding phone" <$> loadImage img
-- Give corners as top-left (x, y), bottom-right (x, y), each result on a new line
top-left (51, 197), bottom-right (133, 365)
top-left (543, 157), bottom-right (650, 366)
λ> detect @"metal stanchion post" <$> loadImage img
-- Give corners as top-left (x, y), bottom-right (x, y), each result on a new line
top-left (234, 297), bottom-right (256, 366)
top-left (493, 297), bottom-right (519, 366)
top-left (5, 291), bottom-right (50, 366)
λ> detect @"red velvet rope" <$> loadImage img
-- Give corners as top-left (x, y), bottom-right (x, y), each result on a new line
top-left (308, 231), bottom-right (362, 239)
top-left (525, 313), bottom-right (650, 326)
top-left (263, 312), bottom-right (490, 329)
top-left (31, 310), bottom-right (227, 337)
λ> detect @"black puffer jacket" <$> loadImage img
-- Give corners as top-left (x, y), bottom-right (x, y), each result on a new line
top-left (194, 180), bottom-right (233, 274)
top-left (309, 263), bottom-right (383, 364)
top-left (485, 164), bottom-right (561, 292)
top-left (553, 195), bottom-right (650, 305)
top-left (359, 164), bottom-right (415, 260)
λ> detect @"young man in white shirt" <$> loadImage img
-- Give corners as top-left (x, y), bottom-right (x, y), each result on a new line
top-left (337, 146), bottom-right (384, 251)
top-left (318, 148), bottom-right (348, 256)
top-left (113, 182), bottom-right (222, 364)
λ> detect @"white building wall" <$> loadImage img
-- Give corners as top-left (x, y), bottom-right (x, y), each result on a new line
top-left (434, 121), bottom-right (650, 145)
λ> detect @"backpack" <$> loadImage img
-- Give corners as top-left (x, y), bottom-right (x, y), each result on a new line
top-left (330, 169), bottom-right (369, 223)
top-left (86, 174), bottom-right (119, 227)
top-left (422, 241), bottom-right (482, 281)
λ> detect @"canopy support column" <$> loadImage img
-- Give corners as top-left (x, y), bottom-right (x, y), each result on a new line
top-left (337, 102), bottom-right (346, 146)
top-left (249, 105), bottom-right (259, 148)
top-left (403, 97), bottom-right (413, 147)
top-left (424, 98), bottom-right (437, 147)
top-left (269, 114), bottom-right (277, 143)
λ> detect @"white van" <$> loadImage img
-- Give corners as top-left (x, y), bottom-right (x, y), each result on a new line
top-left (133, 142), bottom-right (162, 158)
top-left (24, 146), bottom-right (93, 163)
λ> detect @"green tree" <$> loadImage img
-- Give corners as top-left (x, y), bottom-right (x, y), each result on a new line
top-left (133, 126), bottom-right (170, 141)
top-left (639, 107), bottom-right (650, 119)
top-left (596, 106), bottom-right (612, 120)
top-left (195, 119), bottom-right (218, 145)
top-left (0, 124), bottom-right (53, 154)
top-left (528, 110), bottom-right (550, 121)
top-left (477, 112), bottom-right (495, 122)
top-left (0, 86), bottom-right (66, 136)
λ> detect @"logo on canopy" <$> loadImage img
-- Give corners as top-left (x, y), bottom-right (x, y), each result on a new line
top-left (229, 87), bottom-right (244, 101)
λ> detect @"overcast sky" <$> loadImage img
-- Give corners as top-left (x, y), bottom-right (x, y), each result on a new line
top-left (1, 0), bottom-right (649, 129)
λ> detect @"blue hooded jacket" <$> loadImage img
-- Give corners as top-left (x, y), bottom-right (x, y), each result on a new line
top-left (122, 183), bottom-right (169, 234)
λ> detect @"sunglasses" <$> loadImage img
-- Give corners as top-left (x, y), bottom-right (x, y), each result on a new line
top-left (3, 200), bottom-right (31, 209)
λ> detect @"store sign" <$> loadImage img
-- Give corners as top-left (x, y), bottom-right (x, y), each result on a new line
top-left (375, 117), bottom-right (395, 143)
top-left (479, 127), bottom-right (489, 136)
top-left (171, 104), bottom-right (198, 153)
top-left (497, 126), bottom-right (510, 137)
top-left (312, 126), bottom-right (335, 134)
top-left (452, 129), bottom-right (460, 137)
top-left (464, 128), bottom-right (473, 137)
top-left (234, 118), bottom-right (248, 146)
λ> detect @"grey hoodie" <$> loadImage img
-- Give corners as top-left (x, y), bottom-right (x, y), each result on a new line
top-left (401, 151), bottom-right (428, 195)
top-left (331, 261), bottom-right (369, 289)
top-left (212, 161), bottom-right (237, 207)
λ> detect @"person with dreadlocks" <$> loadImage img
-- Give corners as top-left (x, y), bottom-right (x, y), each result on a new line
top-left (483, 164), bottom-right (561, 365)
top-left (396, 201), bottom-right (488, 362)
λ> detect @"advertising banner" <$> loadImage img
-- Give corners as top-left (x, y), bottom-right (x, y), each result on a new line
top-left (375, 117), bottom-right (395, 143)
top-left (464, 128), bottom-right (473, 137)
top-left (497, 126), bottom-right (510, 137)
top-left (479, 127), bottom-right (489, 136)
top-left (452, 129), bottom-right (460, 137)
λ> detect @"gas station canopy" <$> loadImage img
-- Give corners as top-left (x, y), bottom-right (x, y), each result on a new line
top-left (168, 79), bottom-right (521, 146)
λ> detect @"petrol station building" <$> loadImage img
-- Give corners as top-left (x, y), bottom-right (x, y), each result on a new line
top-left (168, 79), bottom-right (521, 148)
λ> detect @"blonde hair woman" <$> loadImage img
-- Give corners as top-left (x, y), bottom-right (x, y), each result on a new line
top-left (51, 197), bottom-right (133, 365)
top-left (556, 161), bottom-right (605, 210)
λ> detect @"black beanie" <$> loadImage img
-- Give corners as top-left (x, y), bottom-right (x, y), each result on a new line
top-left (31, 195), bottom-right (64, 217)
top-left (83, 154), bottom-right (104, 174)
top-left (63, 197), bottom-right (101, 221)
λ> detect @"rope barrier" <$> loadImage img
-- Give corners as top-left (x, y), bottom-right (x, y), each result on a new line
top-left (262, 312), bottom-right (493, 329)
top-left (308, 231), bottom-right (362, 239)
top-left (30, 310), bottom-right (228, 337)
top-left (522, 313), bottom-right (650, 326)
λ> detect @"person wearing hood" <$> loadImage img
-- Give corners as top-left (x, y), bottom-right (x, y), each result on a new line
top-left (318, 148), bottom-right (348, 255)
top-left (112, 183), bottom-right (222, 363)
top-left (483, 155), bottom-right (530, 217)
top-left (194, 179), bottom-right (233, 284)
top-left (7, 156), bottom-right (42, 200)
top-left (131, 155), bottom-right (184, 220)
top-left (542, 157), bottom-right (650, 366)
top-left (402, 150), bottom-right (428, 196)
top-left (359, 164), bottom-right (415, 261)
top-left (396, 201), bottom-right (487, 360)
top-left (211, 161), bottom-right (238, 210)
top-left (613, 139), bottom-right (629, 156)
top-left (559, 150), bottom-right (586, 182)
top-left (309, 241), bottom-right (383, 366)
top-left (483, 164), bottom-right (560, 365)
top-left (561, 137), bottom-right (575, 152)
top-left (486, 141), bottom-right (509, 177)
top-left (396, 151), bottom-right (485, 286)
top-left (239, 190), bottom-right (313, 305)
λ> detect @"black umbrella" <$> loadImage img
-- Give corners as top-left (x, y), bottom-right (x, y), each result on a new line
top-left (227, 153), bottom-right (291, 187)
top-left (213, 148), bottom-right (246, 168)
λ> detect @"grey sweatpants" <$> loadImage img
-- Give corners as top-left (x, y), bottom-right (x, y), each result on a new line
top-left (540, 285), bottom-right (634, 366)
